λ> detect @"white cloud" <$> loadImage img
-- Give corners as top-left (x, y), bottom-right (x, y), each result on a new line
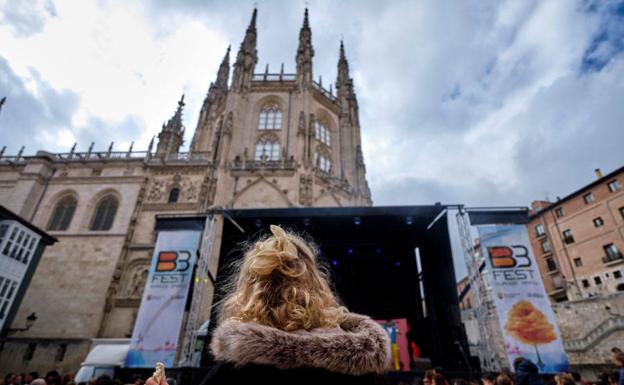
top-left (352, 0), bottom-right (622, 206)
top-left (0, 0), bottom-right (229, 152)
top-left (0, 0), bottom-right (622, 209)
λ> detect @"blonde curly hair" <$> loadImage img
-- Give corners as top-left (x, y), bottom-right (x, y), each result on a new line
top-left (219, 224), bottom-right (348, 331)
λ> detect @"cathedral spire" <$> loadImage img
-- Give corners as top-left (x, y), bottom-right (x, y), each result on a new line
top-left (296, 8), bottom-right (314, 89)
top-left (168, 94), bottom-right (185, 133)
top-left (155, 95), bottom-right (185, 158)
top-left (339, 40), bottom-right (347, 66)
top-left (303, 7), bottom-right (310, 29)
top-left (232, 8), bottom-right (258, 92)
top-left (336, 40), bottom-right (353, 99)
top-left (215, 45), bottom-right (231, 90)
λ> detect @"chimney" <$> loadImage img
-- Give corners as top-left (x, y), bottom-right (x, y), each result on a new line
top-left (531, 200), bottom-right (551, 211)
top-left (595, 168), bottom-right (603, 179)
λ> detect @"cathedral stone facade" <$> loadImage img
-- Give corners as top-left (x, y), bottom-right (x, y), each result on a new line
top-left (0, 9), bottom-right (371, 373)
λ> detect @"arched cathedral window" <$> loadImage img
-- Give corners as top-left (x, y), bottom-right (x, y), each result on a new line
top-left (47, 195), bottom-right (77, 231)
top-left (168, 188), bottom-right (180, 203)
top-left (89, 195), bottom-right (119, 231)
top-left (258, 104), bottom-right (282, 130)
top-left (314, 149), bottom-right (332, 173)
top-left (255, 135), bottom-right (280, 161)
top-left (314, 119), bottom-right (331, 146)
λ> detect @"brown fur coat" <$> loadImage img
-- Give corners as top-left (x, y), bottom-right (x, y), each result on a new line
top-left (210, 312), bottom-right (392, 376)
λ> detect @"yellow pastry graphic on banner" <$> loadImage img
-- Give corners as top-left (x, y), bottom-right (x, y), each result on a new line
top-left (505, 300), bottom-right (556, 344)
top-left (505, 300), bottom-right (556, 367)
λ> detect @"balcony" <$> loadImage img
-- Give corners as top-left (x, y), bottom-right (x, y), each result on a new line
top-left (563, 236), bottom-right (575, 245)
top-left (52, 150), bottom-right (150, 161)
top-left (551, 274), bottom-right (565, 290)
top-left (159, 152), bottom-right (212, 162)
top-left (603, 253), bottom-right (624, 265)
top-left (230, 157), bottom-right (297, 172)
top-left (312, 81), bottom-right (338, 103)
top-left (0, 155), bottom-right (26, 165)
top-left (252, 72), bottom-right (296, 82)
top-left (547, 274), bottom-right (566, 296)
top-left (541, 241), bottom-right (553, 255)
top-left (0, 148), bottom-right (217, 167)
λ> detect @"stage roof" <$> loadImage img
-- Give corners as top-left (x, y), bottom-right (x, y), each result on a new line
top-left (155, 204), bottom-right (530, 232)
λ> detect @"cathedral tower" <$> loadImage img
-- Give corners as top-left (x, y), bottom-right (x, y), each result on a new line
top-left (191, 8), bottom-right (371, 208)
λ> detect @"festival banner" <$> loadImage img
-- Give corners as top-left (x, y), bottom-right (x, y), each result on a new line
top-left (477, 224), bottom-right (569, 373)
top-left (125, 230), bottom-right (201, 368)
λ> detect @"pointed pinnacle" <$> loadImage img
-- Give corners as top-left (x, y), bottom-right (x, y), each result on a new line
top-left (223, 45), bottom-right (231, 62)
top-left (340, 40), bottom-right (346, 59)
top-left (303, 8), bottom-right (310, 29)
top-left (248, 8), bottom-right (257, 31)
top-left (178, 94), bottom-right (185, 107)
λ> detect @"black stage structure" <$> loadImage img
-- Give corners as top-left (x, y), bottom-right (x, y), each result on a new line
top-left (207, 205), bottom-right (464, 371)
top-left (145, 205), bottom-right (529, 383)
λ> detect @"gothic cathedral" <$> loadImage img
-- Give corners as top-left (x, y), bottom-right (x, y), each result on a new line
top-left (157, 8), bottom-right (370, 209)
top-left (0, 9), bottom-right (370, 372)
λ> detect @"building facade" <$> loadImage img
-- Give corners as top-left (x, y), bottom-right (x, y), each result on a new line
top-left (527, 167), bottom-right (624, 302)
top-left (0, 9), bottom-right (371, 373)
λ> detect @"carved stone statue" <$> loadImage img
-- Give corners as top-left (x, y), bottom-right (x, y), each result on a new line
top-left (128, 267), bottom-right (148, 298)
top-left (147, 179), bottom-right (165, 201)
top-left (298, 111), bottom-right (306, 135)
top-left (186, 181), bottom-right (198, 201)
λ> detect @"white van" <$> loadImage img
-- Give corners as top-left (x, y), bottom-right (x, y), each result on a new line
top-left (74, 339), bottom-right (130, 384)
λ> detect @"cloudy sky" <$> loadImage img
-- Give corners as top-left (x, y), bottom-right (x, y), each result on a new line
top-left (1, 0), bottom-right (623, 207)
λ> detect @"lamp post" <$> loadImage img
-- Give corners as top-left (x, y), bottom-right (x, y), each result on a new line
top-left (0, 312), bottom-right (38, 355)
top-left (6, 312), bottom-right (38, 334)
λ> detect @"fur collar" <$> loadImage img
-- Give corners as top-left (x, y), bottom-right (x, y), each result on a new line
top-left (210, 313), bottom-right (391, 376)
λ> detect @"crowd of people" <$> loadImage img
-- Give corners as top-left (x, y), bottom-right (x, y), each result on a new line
top-left (0, 373), bottom-right (145, 385)
top-left (2, 372), bottom-right (70, 385)
top-left (2, 355), bottom-right (622, 385)
top-left (398, 356), bottom-right (623, 385)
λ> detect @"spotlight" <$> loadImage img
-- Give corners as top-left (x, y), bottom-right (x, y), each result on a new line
top-left (255, 219), bottom-right (262, 228)
top-left (405, 216), bottom-right (413, 225)
top-left (353, 217), bottom-right (361, 225)
top-left (375, 248), bottom-right (382, 254)
top-left (348, 248), bottom-right (353, 255)
top-left (331, 260), bottom-right (338, 267)
top-left (395, 261), bottom-right (401, 267)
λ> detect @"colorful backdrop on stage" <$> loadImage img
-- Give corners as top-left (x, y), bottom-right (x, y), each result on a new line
top-left (377, 318), bottom-right (412, 371)
top-left (125, 230), bottom-right (201, 368)
top-left (477, 224), bottom-right (569, 373)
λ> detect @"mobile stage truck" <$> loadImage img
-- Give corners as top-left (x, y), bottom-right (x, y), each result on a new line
top-left (117, 205), bottom-right (531, 384)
